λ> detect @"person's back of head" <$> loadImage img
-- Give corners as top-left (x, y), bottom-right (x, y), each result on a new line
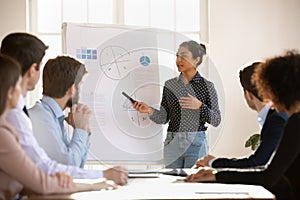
top-left (0, 32), bottom-right (48, 75)
top-left (42, 56), bottom-right (87, 98)
top-left (239, 62), bottom-right (263, 101)
top-left (254, 50), bottom-right (300, 110)
top-left (0, 54), bottom-right (21, 115)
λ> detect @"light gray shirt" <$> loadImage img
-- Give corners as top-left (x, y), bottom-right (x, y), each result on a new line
top-left (29, 96), bottom-right (90, 167)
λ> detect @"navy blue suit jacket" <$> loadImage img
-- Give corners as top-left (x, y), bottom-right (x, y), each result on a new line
top-left (215, 112), bottom-right (300, 200)
top-left (212, 108), bottom-right (288, 168)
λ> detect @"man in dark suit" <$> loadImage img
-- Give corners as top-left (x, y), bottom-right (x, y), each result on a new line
top-left (192, 62), bottom-right (287, 169)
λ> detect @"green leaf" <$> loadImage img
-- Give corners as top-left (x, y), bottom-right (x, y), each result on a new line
top-left (245, 133), bottom-right (260, 151)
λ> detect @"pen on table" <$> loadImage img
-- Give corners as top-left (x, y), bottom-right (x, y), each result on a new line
top-left (195, 191), bottom-right (249, 195)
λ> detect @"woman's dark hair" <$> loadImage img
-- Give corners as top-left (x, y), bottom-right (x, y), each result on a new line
top-left (0, 54), bottom-right (21, 115)
top-left (179, 40), bottom-right (206, 67)
top-left (253, 50), bottom-right (300, 110)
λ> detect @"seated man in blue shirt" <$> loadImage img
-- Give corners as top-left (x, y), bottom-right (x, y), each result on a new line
top-left (29, 56), bottom-right (91, 167)
top-left (192, 62), bottom-right (288, 169)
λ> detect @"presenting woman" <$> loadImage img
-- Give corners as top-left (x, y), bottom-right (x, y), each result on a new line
top-left (133, 40), bottom-right (221, 168)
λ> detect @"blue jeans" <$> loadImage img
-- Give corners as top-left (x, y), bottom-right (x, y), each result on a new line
top-left (163, 131), bottom-right (208, 168)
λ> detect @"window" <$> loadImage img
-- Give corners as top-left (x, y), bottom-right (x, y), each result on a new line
top-left (27, 0), bottom-right (207, 111)
top-left (29, 0), bottom-right (204, 63)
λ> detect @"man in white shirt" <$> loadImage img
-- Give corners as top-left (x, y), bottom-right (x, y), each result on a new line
top-left (1, 32), bottom-right (128, 185)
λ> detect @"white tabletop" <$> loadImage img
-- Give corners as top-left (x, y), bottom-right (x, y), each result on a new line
top-left (25, 175), bottom-right (275, 200)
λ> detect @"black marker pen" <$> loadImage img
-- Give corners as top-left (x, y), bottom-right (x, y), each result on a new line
top-left (122, 92), bottom-right (136, 103)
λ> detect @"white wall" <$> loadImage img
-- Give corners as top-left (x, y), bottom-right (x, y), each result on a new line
top-left (209, 0), bottom-right (300, 157)
top-left (0, 0), bottom-right (27, 41)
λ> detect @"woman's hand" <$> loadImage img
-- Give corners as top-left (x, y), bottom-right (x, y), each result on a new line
top-left (92, 180), bottom-right (118, 190)
top-left (51, 172), bottom-right (73, 188)
top-left (185, 167), bottom-right (216, 182)
top-left (132, 101), bottom-right (153, 115)
top-left (179, 94), bottom-right (202, 110)
top-left (73, 179), bottom-right (118, 192)
top-left (192, 155), bottom-right (216, 169)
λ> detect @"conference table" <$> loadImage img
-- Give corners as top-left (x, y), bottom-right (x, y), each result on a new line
top-left (24, 174), bottom-right (275, 200)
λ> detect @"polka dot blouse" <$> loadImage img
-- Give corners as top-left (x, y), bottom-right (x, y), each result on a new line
top-left (150, 72), bottom-right (221, 132)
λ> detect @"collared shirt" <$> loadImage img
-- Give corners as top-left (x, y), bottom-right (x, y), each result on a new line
top-left (209, 102), bottom-right (275, 167)
top-left (29, 96), bottom-right (90, 168)
top-left (257, 101), bottom-right (273, 129)
top-left (6, 95), bottom-right (102, 179)
top-left (150, 72), bottom-right (221, 132)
